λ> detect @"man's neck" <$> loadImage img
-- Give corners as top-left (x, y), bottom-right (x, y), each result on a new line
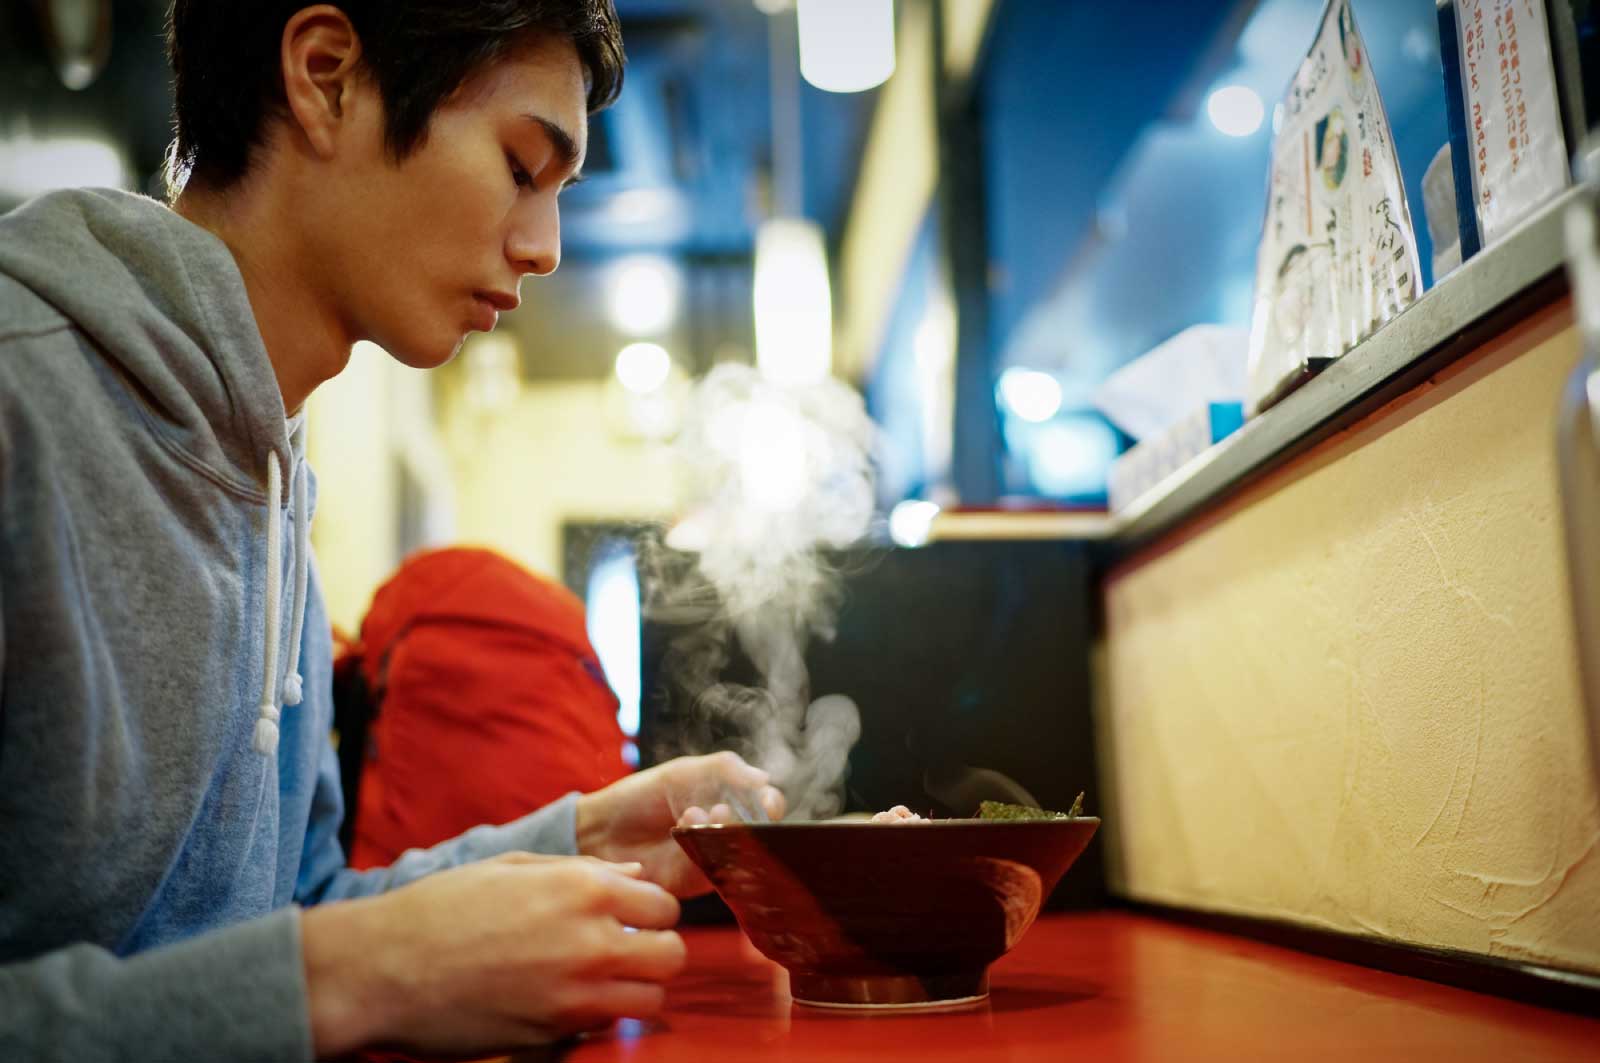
top-left (173, 177), bottom-right (353, 415)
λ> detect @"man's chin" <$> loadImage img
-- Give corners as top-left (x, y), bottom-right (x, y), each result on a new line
top-left (386, 335), bottom-right (468, 370)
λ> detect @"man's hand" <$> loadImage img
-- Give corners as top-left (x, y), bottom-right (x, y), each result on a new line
top-left (301, 852), bottom-right (686, 1058)
top-left (575, 751), bottom-right (787, 897)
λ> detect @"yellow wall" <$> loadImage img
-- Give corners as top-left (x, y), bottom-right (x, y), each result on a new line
top-left (836, 0), bottom-right (938, 382)
top-left (443, 379), bottom-right (680, 582)
top-left (941, 0), bottom-right (997, 81)
top-left (306, 342), bottom-right (401, 635)
top-left (1097, 302), bottom-right (1600, 973)
top-left (308, 342), bottom-right (682, 631)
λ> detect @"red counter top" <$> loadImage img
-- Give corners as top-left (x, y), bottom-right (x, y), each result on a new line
top-left (558, 911), bottom-right (1598, 1061)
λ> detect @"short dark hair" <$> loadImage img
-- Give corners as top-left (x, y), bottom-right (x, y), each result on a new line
top-left (165, 1), bottom-right (623, 190)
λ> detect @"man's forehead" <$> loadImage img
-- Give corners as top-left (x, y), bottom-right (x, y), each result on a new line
top-left (489, 40), bottom-right (588, 154)
top-left (460, 35), bottom-right (585, 111)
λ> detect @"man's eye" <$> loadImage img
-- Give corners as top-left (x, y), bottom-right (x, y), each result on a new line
top-left (508, 155), bottom-right (535, 190)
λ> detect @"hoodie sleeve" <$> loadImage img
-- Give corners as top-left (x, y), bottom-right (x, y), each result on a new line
top-left (294, 729), bottom-right (582, 905)
top-left (0, 907), bottom-right (313, 1063)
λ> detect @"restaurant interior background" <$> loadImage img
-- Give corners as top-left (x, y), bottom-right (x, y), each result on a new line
top-left (0, 0), bottom-right (1462, 623)
top-left (5, 0), bottom-right (1600, 1006)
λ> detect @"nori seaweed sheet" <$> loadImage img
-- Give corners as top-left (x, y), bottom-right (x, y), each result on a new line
top-left (976, 792), bottom-right (1085, 820)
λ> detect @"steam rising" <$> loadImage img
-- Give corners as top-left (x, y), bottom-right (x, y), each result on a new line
top-left (645, 364), bottom-right (876, 819)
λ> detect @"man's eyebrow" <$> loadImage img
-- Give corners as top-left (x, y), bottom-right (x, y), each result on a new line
top-left (522, 114), bottom-right (584, 185)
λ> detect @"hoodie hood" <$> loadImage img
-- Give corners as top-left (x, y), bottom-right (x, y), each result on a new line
top-left (0, 187), bottom-right (310, 754)
top-left (0, 187), bottom-right (291, 497)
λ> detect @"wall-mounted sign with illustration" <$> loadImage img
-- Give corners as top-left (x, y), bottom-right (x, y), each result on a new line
top-left (1245, 0), bottom-right (1422, 416)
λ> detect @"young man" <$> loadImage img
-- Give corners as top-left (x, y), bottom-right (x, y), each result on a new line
top-left (0, 3), bottom-right (780, 1059)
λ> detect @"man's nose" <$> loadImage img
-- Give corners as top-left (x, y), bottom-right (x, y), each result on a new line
top-left (507, 198), bottom-right (561, 277)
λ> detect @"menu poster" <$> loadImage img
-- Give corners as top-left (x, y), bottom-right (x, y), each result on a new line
top-left (1245, 0), bottom-right (1422, 416)
top-left (1455, 0), bottom-right (1569, 245)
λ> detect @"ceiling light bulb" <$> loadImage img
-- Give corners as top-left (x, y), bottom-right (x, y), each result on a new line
top-left (615, 342), bottom-right (672, 395)
top-left (888, 499), bottom-right (940, 547)
top-left (607, 256), bottom-right (680, 337)
top-left (1207, 85), bottom-right (1265, 138)
top-left (753, 217), bottom-right (832, 386)
top-left (997, 368), bottom-right (1062, 423)
top-left (737, 400), bottom-right (809, 512)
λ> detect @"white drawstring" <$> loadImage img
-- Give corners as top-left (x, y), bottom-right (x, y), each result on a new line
top-left (281, 420), bottom-right (310, 708)
top-left (253, 451), bottom-right (285, 755)
top-left (253, 422), bottom-right (312, 756)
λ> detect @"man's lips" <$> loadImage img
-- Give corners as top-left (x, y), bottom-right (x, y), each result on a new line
top-left (469, 290), bottom-right (518, 331)
top-left (469, 296), bottom-right (499, 332)
top-left (476, 290), bottom-right (520, 312)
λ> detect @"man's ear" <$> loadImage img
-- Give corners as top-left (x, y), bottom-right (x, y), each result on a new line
top-left (279, 5), bottom-right (365, 161)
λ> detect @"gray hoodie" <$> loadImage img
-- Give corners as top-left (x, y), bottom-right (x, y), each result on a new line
top-left (0, 188), bottom-right (580, 1061)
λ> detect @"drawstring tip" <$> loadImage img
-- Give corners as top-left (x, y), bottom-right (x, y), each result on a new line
top-left (253, 717), bottom-right (280, 756)
top-left (282, 673), bottom-right (303, 706)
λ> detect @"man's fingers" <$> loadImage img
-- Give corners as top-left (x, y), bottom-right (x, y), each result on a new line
top-left (597, 872), bottom-right (682, 930)
top-left (586, 857), bottom-right (644, 877)
top-left (559, 981), bottom-right (668, 1030)
top-left (603, 928), bottom-right (688, 981)
top-left (758, 785), bottom-right (786, 821)
top-left (678, 791), bottom-right (783, 825)
top-left (497, 852), bottom-right (642, 876)
top-left (718, 750), bottom-right (770, 789)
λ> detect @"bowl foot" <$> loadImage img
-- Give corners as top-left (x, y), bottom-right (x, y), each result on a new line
top-left (790, 970), bottom-right (989, 1010)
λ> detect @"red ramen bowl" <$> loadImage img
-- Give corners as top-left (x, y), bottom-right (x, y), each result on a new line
top-left (671, 817), bottom-right (1099, 1009)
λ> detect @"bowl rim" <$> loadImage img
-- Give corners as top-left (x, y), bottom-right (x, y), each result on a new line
top-left (671, 815), bottom-right (1100, 834)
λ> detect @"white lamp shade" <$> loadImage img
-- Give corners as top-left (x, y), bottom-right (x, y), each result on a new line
top-left (797, 0), bottom-right (895, 94)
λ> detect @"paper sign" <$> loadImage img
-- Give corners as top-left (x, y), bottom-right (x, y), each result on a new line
top-left (1245, 0), bottom-right (1422, 416)
top-left (1456, 0), bottom-right (1569, 245)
